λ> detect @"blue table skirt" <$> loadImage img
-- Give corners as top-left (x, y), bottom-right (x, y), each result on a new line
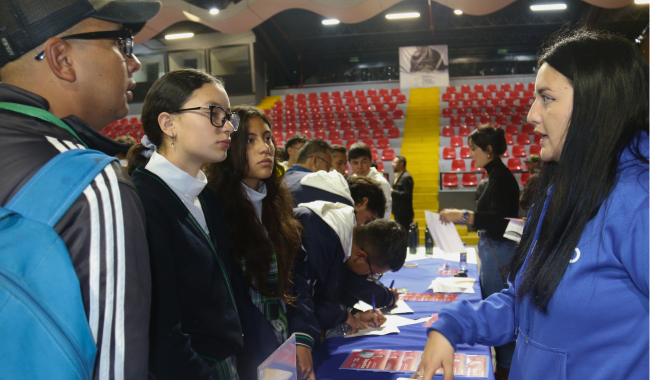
top-left (312, 257), bottom-right (495, 379)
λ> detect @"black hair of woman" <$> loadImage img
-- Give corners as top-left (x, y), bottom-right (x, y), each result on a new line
top-left (510, 27), bottom-right (649, 313)
top-left (206, 105), bottom-right (302, 303)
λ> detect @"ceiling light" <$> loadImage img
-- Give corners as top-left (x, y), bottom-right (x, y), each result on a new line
top-left (165, 33), bottom-right (194, 40)
top-left (385, 12), bottom-right (420, 19)
top-left (454, 9), bottom-right (463, 15)
top-left (530, 4), bottom-right (567, 11)
top-left (634, 0), bottom-right (649, 4)
top-left (322, 19), bottom-right (340, 25)
top-left (209, 8), bottom-right (219, 15)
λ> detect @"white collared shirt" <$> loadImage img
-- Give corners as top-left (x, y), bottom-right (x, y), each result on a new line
top-left (242, 181), bottom-right (267, 224)
top-left (145, 152), bottom-right (210, 234)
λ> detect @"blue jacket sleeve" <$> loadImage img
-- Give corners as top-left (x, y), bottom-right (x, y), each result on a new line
top-left (429, 278), bottom-right (517, 350)
top-left (288, 244), bottom-right (321, 350)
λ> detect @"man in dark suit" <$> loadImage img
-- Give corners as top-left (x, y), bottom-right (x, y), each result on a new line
top-left (391, 156), bottom-right (414, 230)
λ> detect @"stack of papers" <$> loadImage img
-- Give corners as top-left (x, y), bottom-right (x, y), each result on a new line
top-left (429, 277), bottom-right (476, 294)
top-left (354, 300), bottom-right (414, 314)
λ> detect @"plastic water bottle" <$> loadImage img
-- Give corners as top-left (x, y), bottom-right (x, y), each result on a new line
top-left (425, 227), bottom-right (434, 256)
top-left (408, 222), bottom-right (418, 254)
top-left (459, 243), bottom-right (468, 272)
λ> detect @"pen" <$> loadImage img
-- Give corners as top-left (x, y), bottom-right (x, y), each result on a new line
top-left (389, 280), bottom-right (395, 289)
top-left (372, 294), bottom-right (377, 328)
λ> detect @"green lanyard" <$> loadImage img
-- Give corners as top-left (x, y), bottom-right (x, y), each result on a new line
top-left (0, 102), bottom-right (89, 149)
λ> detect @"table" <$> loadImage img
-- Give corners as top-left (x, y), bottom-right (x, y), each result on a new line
top-left (312, 248), bottom-right (496, 379)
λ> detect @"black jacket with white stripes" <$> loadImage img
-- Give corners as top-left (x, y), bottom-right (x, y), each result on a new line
top-left (0, 83), bottom-right (152, 380)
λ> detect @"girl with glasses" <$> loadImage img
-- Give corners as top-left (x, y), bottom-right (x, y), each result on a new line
top-left (205, 106), bottom-right (305, 379)
top-left (127, 69), bottom-right (242, 380)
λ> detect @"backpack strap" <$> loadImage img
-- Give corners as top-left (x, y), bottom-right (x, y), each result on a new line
top-left (6, 149), bottom-right (117, 227)
top-left (0, 102), bottom-right (89, 148)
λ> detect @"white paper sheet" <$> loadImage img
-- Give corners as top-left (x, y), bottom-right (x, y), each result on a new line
top-left (354, 300), bottom-right (414, 314)
top-left (425, 211), bottom-right (467, 254)
top-left (429, 277), bottom-right (476, 294)
top-left (342, 324), bottom-right (401, 338)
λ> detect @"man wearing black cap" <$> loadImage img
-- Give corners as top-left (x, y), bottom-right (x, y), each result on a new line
top-left (0, 1), bottom-right (160, 379)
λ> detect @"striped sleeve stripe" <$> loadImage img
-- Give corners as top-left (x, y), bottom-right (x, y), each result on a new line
top-left (94, 173), bottom-right (115, 380)
top-left (82, 183), bottom-right (101, 342)
top-left (105, 165), bottom-right (126, 380)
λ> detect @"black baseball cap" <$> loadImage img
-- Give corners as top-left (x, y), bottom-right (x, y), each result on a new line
top-left (0, 0), bottom-right (161, 67)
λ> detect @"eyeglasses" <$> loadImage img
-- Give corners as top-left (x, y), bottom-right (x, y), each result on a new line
top-left (362, 248), bottom-right (376, 279)
top-left (316, 156), bottom-right (332, 171)
top-left (169, 105), bottom-right (240, 131)
top-left (35, 29), bottom-right (134, 61)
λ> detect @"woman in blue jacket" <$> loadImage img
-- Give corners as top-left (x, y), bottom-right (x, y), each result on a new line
top-left (417, 28), bottom-right (649, 380)
top-left (127, 69), bottom-right (243, 379)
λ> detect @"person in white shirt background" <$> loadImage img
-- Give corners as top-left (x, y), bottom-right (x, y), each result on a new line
top-left (348, 142), bottom-right (392, 219)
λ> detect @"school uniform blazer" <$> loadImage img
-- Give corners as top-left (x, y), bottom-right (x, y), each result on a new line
top-left (131, 168), bottom-right (243, 380)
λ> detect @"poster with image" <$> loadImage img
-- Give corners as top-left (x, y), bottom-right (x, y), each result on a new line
top-left (399, 45), bottom-right (450, 89)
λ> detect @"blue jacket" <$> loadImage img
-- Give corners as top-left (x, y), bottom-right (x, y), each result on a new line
top-left (431, 133), bottom-right (649, 380)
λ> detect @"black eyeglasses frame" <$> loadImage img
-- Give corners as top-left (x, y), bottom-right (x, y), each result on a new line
top-left (35, 29), bottom-right (134, 61)
top-left (168, 105), bottom-right (240, 131)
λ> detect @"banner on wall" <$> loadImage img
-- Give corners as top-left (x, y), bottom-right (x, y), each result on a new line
top-left (399, 45), bottom-right (449, 89)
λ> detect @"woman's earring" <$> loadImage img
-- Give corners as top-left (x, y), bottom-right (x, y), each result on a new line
top-left (171, 133), bottom-right (176, 149)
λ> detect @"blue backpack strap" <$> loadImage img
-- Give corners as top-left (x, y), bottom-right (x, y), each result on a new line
top-left (6, 149), bottom-right (117, 227)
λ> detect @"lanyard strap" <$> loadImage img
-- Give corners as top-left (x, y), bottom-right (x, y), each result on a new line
top-left (0, 102), bottom-right (88, 149)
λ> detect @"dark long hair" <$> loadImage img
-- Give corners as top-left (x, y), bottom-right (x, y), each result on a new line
top-left (126, 69), bottom-right (224, 174)
top-left (206, 106), bottom-right (301, 304)
top-left (509, 27), bottom-right (649, 313)
top-left (468, 123), bottom-right (508, 156)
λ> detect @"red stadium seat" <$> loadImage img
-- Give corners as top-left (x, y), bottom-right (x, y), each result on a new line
top-left (520, 172), bottom-right (531, 185)
top-left (391, 88), bottom-right (401, 96)
top-left (460, 146), bottom-right (471, 158)
top-left (504, 98), bottom-right (517, 107)
top-left (396, 94), bottom-right (407, 103)
top-left (515, 106), bottom-right (528, 115)
top-left (331, 139), bottom-right (343, 146)
top-left (506, 125), bottom-right (519, 135)
top-left (468, 107), bottom-right (482, 117)
top-left (350, 112), bottom-right (363, 121)
top-left (441, 93), bottom-right (451, 102)
top-left (442, 126), bottom-right (455, 137)
top-left (457, 108), bottom-right (468, 117)
top-left (313, 121), bottom-right (324, 131)
top-left (371, 149), bottom-right (379, 161)
top-left (487, 84), bottom-right (497, 92)
top-left (343, 90), bottom-right (353, 97)
top-left (534, 134), bottom-right (542, 144)
top-left (368, 119), bottom-right (380, 129)
top-left (529, 145), bottom-right (541, 155)
top-left (358, 129), bottom-right (370, 139)
top-left (500, 107), bottom-right (513, 116)
top-left (364, 111), bottom-right (376, 120)
top-left (465, 116), bottom-right (477, 127)
top-left (450, 116), bottom-right (462, 127)
top-left (301, 130), bottom-right (312, 139)
top-left (467, 92), bottom-right (478, 101)
top-left (514, 83), bottom-right (525, 92)
top-left (385, 102), bottom-right (398, 111)
top-left (346, 139), bottom-right (358, 149)
top-left (273, 130), bottom-right (283, 140)
top-left (451, 159), bottom-right (467, 171)
top-left (377, 161), bottom-right (384, 172)
top-left (354, 120), bottom-right (366, 130)
top-left (485, 106), bottom-right (497, 116)
top-left (367, 89), bottom-right (377, 97)
top-left (354, 90), bottom-right (365, 98)
top-left (381, 149), bottom-right (395, 161)
top-left (510, 115), bottom-right (524, 124)
top-left (476, 99), bottom-right (488, 108)
top-left (343, 130), bottom-right (355, 139)
top-left (332, 98), bottom-right (343, 106)
top-left (362, 139), bottom-right (374, 148)
top-left (517, 134), bottom-right (531, 145)
top-left (383, 119), bottom-right (395, 129)
top-left (505, 134), bottom-right (514, 145)
top-left (450, 136), bottom-right (463, 147)
top-left (453, 92), bottom-right (465, 101)
top-left (460, 85), bottom-right (471, 93)
top-left (446, 86), bottom-right (457, 93)
top-left (501, 83), bottom-right (512, 92)
top-left (512, 145), bottom-right (527, 157)
top-left (521, 124), bottom-right (534, 134)
top-left (377, 110), bottom-right (391, 120)
top-left (508, 158), bottom-right (523, 171)
top-left (449, 100), bottom-right (459, 109)
top-left (328, 130), bottom-right (341, 140)
top-left (458, 125), bottom-right (471, 137)
top-left (387, 128), bottom-right (400, 138)
top-left (479, 115), bottom-right (491, 124)
top-left (314, 130), bottom-right (326, 139)
top-left (326, 121), bottom-right (338, 131)
top-left (393, 109), bottom-right (405, 119)
top-left (345, 97), bottom-right (356, 106)
top-left (376, 138), bottom-right (390, 149)
top-left (501, 148), bottom-right (510, 157)
top-left (373, 103), bottom-right (385, 111)
top-left (340, 120), bottom-right (352, 130)
top-left (443, 147), bottom-right (457, 159)
top-left (474, 84), bottom-right (485, 93)
top-left (443, 174), bottom-right (459, 188)
top-left (379, 89), bottom-right (389, 96)
top-left (312, 114), bottom-right (322, 122)
top-left (442, 108), bottom-right (454, 118)
top-left (285, 94), bottom-right (295, 102)
top-left (528, 82), bottom-right (535, 92)
top-left (462, 173), bottom-right (478, 187)
top-left (372, 129), bottom-right (385, 138)
top-left (495, 115), bottom-right (508, 125)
